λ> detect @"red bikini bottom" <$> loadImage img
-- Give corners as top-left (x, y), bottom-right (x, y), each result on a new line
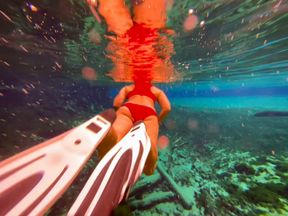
top-left (123, 103), bottom-right (157, 123)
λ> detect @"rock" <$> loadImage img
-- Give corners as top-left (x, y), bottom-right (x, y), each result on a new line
top-left (234, 163), bottom-right (255, 175)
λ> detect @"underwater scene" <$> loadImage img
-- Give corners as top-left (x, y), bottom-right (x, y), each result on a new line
top-left (0, 0), bottom-right (288, 215)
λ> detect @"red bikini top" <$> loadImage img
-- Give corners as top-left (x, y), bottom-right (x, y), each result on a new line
top-left (127, 83), bottom-right (157, 102)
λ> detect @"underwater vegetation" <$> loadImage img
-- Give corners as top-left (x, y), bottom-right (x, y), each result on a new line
top-left (43, 107), bottom-right (288, 216)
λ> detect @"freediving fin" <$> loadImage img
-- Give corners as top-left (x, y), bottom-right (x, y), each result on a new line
top-left (68, 122), bottom-right (151, 216)
top-left (0, 109), bottom-right (115, 216)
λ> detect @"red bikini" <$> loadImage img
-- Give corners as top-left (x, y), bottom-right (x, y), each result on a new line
top-left (124, 103), bottom-right (157, 122)
top-left (124, 83), bottom-right (157, 122)
top-left (126, 83), bottom-right (157, 101)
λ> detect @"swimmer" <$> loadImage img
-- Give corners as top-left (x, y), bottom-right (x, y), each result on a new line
top-left (97, 80), bottom-right (171, 175)
top-left (87, 0), bottom-right (172, 175)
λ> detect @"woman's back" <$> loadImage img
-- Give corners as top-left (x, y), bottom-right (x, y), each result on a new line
top-left (125, 84), bottom-right (161, 110)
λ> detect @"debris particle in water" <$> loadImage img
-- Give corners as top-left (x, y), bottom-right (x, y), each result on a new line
top-left (0, 10), bottom-right (14, 23)
top-left (20, 45), bottom-right (29, 53)
top-left (200, 20), bottom-right (205, 27)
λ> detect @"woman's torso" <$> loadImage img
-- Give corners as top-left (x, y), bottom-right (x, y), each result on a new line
top-left (125, 84), bottom-right (158, 111)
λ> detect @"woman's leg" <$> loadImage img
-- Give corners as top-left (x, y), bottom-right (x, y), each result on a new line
top-left (143, 115), bottom-right (159, 175)
top-left (133, 0), bottom-right (167, 28)
top-left (97, 106), bottom-right (133, 158)
top-left (98, 0), bottom-right (133, 35)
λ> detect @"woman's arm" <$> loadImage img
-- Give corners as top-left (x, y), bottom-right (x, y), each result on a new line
top-left (157, 90), bottom-right (171, 124)
top-left (113, 86), bottom-right (128, 109)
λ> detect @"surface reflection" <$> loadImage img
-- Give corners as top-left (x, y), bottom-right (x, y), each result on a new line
top-left (89, 0), bottom-right (179, 83)
top-left (106, 23), bottom-right (178, 82)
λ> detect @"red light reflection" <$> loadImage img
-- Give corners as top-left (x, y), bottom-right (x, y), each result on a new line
top-left (98, 0), bottom-right (179, 83)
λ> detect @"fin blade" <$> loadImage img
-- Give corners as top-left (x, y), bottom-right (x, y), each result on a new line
top-left (68, 122), bottom-right (151, 216)
top-left (0, 109), bottom-right (115, 215)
